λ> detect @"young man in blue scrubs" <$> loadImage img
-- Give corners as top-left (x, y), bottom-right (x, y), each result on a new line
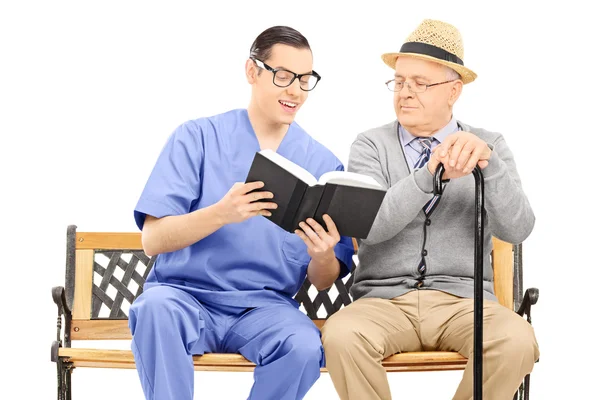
top-left (128, 26), bottom-right (355, 400)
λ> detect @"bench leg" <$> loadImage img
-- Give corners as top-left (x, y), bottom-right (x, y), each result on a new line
top-left (513, 382), bottom-right (523, 400)
top-left (512, 374), bottom-right (531, 400)
top-left (56, 359), bottom-right (73, 400)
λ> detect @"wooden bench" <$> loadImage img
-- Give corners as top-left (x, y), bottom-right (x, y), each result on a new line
top-left (51, 225), bottom-right (538, 399)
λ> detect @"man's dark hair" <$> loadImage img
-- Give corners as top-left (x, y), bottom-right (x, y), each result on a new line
top-left (249, 26), bottom-right (311, 65)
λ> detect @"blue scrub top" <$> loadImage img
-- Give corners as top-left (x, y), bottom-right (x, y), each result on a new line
top-left (134, 109), bottom-right (355, 309)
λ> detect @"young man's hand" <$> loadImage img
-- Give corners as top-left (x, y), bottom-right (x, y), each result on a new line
top-left (295, 214), bottom-right (340, 265)
top-left (216, 181), bottom-right (277, 225)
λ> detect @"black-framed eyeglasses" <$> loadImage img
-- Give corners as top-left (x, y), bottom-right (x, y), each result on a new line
top-left (252, 58), bottom-right (321, 91)
top-left (385, 78), bottom-right (457, 93)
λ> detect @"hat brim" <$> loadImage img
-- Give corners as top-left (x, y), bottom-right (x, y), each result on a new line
top-left (382, 52), bottom-right (477, 84)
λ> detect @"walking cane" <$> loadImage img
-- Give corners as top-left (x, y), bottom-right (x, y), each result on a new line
top-left (434, 164), bottom-right (484, 400)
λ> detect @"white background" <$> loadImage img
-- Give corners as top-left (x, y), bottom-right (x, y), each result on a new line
top-left (2, 1), bottom-right (597, 399)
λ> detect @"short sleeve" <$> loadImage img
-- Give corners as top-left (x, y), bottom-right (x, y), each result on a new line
top-left (133, 121), bottom-right (204, 230)
top-left (334, 236), bottom-right (355, 279)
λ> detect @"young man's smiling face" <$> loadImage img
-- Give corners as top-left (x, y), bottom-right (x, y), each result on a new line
top-left (248, 44), bottom-right (314, 126)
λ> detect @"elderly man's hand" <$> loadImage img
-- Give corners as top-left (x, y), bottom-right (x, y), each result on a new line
top-left (428, 132), bottom-right (491, 179)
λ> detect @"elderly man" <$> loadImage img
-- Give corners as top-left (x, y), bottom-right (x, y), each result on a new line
top-left (322, 19), bottom-right (539, 400)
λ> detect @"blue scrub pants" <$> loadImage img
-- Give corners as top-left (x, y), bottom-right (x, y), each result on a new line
top-left (129, 285), bottom-right (324, 400)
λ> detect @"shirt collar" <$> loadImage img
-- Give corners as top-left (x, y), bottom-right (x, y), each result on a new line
top-left (399, 117), bottom-right (459, 149)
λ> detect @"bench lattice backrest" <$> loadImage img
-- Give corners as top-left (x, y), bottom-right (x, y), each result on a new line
top-left (63, 225), bottom-right (522, 342)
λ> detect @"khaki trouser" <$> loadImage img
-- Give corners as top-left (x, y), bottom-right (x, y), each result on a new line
top-left (322, 290), bottom-right (539, 400)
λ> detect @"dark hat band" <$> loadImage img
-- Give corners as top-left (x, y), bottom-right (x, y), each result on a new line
top-left (400, 42), bottom-right (464, 66)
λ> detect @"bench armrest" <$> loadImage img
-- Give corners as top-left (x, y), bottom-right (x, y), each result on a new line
top-left (516, 288), bottom-right (539, 324)
top-left (51, 286), bottom-right (72, 361)
top-left (52, 286), bottom-right (71, 316)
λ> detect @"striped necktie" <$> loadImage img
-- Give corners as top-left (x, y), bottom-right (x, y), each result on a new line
top-left (414, 138), bottom-right (440, 216)
top-left (414, 137), bottom-right (432, 169)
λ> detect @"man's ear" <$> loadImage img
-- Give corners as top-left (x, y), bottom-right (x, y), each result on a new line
top-left (448, 80), bottom-right (463, 106)
top-left (246, 59), bottom-right (257, 84)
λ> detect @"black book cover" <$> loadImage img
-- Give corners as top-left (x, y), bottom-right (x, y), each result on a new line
top-left (245, 151), bottom-right (386, 239)
top-left (245, 152), bottom-right (307, 231)
top-left (314, 184), bottom-right (386, 239)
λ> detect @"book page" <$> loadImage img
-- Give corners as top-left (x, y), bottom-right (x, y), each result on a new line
top-left (259, 149), bottom-right (318, 186)
top-left (318, 171), bottom-right (383, 190)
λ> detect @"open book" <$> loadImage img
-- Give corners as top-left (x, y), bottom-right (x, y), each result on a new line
top-left (245, 150), bottom-right (386, 239)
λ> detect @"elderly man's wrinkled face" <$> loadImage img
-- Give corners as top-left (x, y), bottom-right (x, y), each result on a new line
top-left (393, 57), bottom-right (462, 133)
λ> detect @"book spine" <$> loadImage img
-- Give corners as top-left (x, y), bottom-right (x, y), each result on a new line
top-left (314, 184), bottom-right (339, 227)
top-left (281, 180), bottom-right (308, 232)
top-left (290, 185), bottom-right (325, 230)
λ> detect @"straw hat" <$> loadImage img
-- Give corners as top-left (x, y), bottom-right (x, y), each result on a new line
top-left (382, 19), bottom-right (477, 84)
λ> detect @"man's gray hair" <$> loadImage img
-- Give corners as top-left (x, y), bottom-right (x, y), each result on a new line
top-left (446, 67), bottom-right (461, 81)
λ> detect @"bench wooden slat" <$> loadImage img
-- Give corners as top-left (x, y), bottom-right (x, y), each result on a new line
top-left (491, 237), bottom-right (514, 310)
top-left (71, 319), bottom-right (132, 340)
top-left (73, 250), bottom-right (94, 319)
top-left (71, 319), bottom-right (327, 340)
top-left (58, 348), bottom-right (467, 373)
top-left (76, 232), bottom-right (143, 250)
